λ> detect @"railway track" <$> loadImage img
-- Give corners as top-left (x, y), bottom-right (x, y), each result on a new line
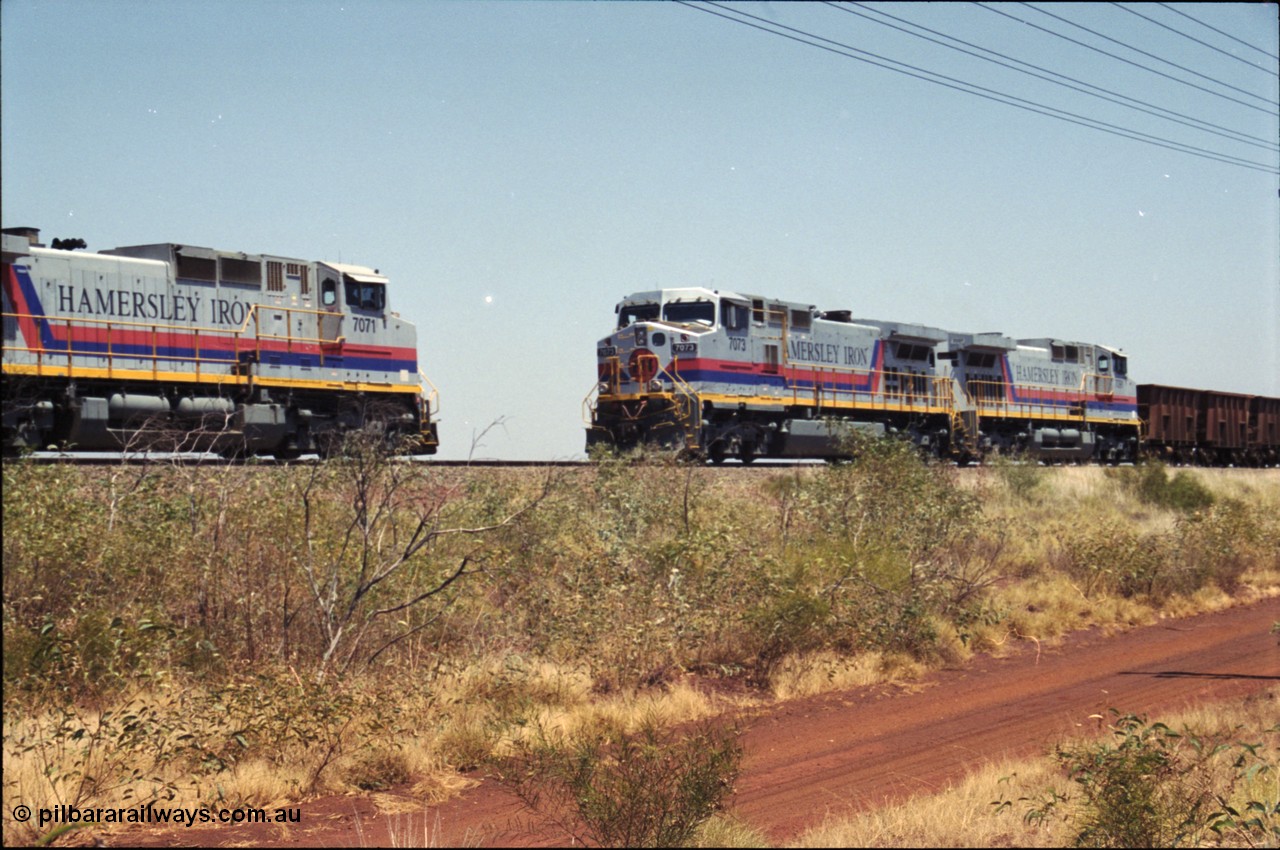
top-left (4, 452), bottom-right (830, 468)
top-left (19, 451), bottom-right (1267, 469)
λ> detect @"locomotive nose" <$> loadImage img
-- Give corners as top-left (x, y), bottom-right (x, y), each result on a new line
top-left (596, 324), bottom-right (670, 395)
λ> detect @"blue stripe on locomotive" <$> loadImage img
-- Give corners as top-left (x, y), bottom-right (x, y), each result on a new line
top-left (9, 263), bottom-right (416, 375)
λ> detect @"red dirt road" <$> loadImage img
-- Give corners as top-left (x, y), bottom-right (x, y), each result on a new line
top-left (115, 599), bottom-right (1278, 848)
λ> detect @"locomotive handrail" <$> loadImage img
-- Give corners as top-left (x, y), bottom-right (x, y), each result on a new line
top-left (962, 376), bottom-right (1109, 422)
top-left (581, 381), bottom-right (599, 428)
top-left (582, 356), bottom-right (622, 428)
top-left (664, 357), bottom-right (703, 448)
top-left (1081, 371), bottom-right (1115, 398)
top-left (601, 356), bottom-right (621, 396)
top-left (782, 365), bottom-right (953, 414)
top-left (418, 369), bottom-right (440, 419)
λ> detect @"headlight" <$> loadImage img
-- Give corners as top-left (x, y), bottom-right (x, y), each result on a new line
top-left (649, 379), bottom-right (663, 392)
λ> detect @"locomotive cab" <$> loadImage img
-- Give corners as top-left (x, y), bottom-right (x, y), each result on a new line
top-left (598, 288), bottom-right (720, 398)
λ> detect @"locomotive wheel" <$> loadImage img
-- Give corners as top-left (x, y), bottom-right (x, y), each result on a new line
top-left (708, 442), bottom-right (727, 465)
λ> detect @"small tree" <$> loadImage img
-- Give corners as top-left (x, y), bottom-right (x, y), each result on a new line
top-left (300, 426), bottom-right (551, 681)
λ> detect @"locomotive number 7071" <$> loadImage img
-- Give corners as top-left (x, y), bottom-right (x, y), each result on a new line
top-left (351, 316), bottom-right (378, 333)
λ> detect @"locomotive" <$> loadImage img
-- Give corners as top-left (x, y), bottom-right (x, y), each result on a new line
top-left (2, 227), bottom-right (438, 457)
top-left (586, 287), bottom-right (1277, 465)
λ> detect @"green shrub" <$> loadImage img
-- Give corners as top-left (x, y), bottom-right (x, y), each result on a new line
top-left (1007, 711), bottom-right (1280, 848)
top-left (743, 582), bottom-right (831, 685)
top-left (1113, 462), bottom-right (1215, 512)
top-left (813, 432), bottom-right (979, 559)
top-left (3, 615), bottom-right (219, 701)
top-left (1174, 499), bottom-right (1261, 594)
top-left (1051, 522), bottom-right (1168, 599)
top-left (499, 715), bottom-right (742, 848)
top-left (1060, 713), bottom-right (1212, 847)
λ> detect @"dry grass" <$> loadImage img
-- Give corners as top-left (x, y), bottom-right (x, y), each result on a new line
top-left (770, 650), bottom-right (926, 702)
top-left (791, 757), bottom-right (1071, 848)
top-left (692, 814), bottom-right (772, 848)
top-left (5, 460), bottom-right (1278, 846)
top-left (978, 466), bottom-right (1280, 643)
top-left (353, 807), bottom-right (453, 848)
top-left (789, 687), bottom-right (1280, 848)
top-left (3, 687), bottom-right (310, 846)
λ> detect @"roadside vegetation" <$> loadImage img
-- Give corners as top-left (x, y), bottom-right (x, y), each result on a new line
top-left (3, 438), bottom-right (1278, 846)
top-left (794, 688), bottom-right (1280, 848)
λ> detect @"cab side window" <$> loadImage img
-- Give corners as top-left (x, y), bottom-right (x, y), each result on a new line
top-left (721, 299), bottom-right (749, 331)
top-left (343, 278), bottom-right (387, 311)
top-left (322, 277), bottom-right (338, 307)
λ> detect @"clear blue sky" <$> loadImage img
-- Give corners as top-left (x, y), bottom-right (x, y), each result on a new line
top-left (4, 1), bottom-right (1277, 460)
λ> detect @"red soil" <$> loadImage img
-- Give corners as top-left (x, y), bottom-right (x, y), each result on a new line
top-left (109, 598), bottom-right (1279, 847)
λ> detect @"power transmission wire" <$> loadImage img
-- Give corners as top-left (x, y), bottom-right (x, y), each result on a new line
top-left (1110, 2), bottom-right (1277, 74)
top-left (676, 1), bottom-right (1278, 174)
top-left (1157, 2), bottom-right (1280, 64)
top-left (831, 1), bottom-right (1274, 151)
top-left (1016, 2), bottom-right (1277, 111)
top-left (972, 4), bottom-right (1274, 119)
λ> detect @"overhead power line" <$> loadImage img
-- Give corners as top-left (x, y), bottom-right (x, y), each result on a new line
top-left (1111, 1), bottom-right (1280, 75)
top-left (676, 1), bottom-right (1278, 175)
top-left (1157, 2), bottom-right (1280, 64)
top-left (832, 1), bottom-right (1274, 151)
top-left (1110, 2), bottom-right (1278, 75)
top-left (1015, 2), bottom-right (1277, 112)
top-left (976, 4), bottom-right (1278, 118)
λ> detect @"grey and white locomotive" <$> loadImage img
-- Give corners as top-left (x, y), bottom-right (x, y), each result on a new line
top-left (2, 227), bottom-right (438, 456)
top-left (586, 287), bottom-right (1139, 463)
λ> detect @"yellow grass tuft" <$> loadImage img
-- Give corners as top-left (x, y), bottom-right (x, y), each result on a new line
top-left (770, 651), bottom-right (896, 701)
top-left (789, 758), bottom-right (1071, 848)
top-left (790, 686), bottom-right (1280, 848)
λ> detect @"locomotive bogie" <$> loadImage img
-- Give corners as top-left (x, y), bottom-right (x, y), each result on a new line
top-left (2, 228), bottom-right (438, 456)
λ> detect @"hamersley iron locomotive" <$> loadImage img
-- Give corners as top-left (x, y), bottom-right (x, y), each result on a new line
top-left (2, 227), bottom-right (438, 456)
top-left (586, 287), bottom-right (1279, 466)
top-left (4, 226), bottom-right (1275, 465)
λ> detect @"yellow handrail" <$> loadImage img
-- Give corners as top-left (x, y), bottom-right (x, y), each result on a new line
top-left (418, 369), bottom-right (440, 419)
top-left (782, 365), bottom-right (954, 413)
top-left (663, 357), bottom-right (703, 448)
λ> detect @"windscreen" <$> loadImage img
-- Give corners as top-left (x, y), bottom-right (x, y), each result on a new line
top-left (618, 303), bottom-right (659, 328)
top-left (662, 300), bottom-right (715, 326)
